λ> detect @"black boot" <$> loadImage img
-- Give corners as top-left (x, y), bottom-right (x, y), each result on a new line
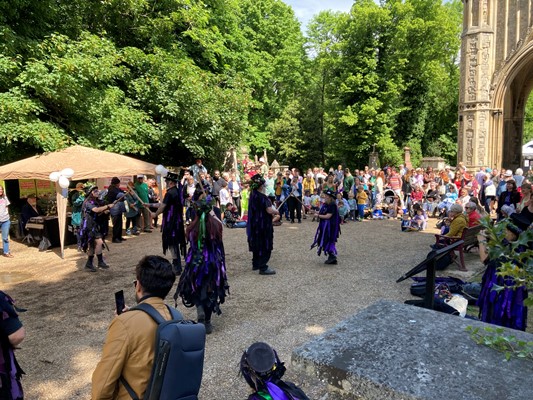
top-left (97, 254), bottom-right (109, 269)
top-left (173, 259), bottom-right (182, 276)
top-left (196, 305), bottom-right (205, 324)
top-left (85, 256), bottom-right (96, 272)
top-left (324, 254), bottom-right (338, 265)
top-left (203, 308), bottom-right (213, 334)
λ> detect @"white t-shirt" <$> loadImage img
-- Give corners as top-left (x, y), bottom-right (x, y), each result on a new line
top-left (219, 188), bottom-right (231, 206)
top-left (0, 197), bottom-right (10, 222)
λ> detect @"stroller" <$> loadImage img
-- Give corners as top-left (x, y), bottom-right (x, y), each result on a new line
top-left (383, 189), bottom-right (395, 206)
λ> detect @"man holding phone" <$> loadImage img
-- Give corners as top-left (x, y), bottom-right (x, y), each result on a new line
top-left (92, 255), bottom-right (176, 399)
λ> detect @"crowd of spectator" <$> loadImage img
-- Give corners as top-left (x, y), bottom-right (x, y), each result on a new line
top-left (190, 158), bottom-right (533, 239)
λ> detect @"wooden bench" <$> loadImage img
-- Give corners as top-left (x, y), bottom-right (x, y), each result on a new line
top-left (434, 224), bottom-right (483, 271)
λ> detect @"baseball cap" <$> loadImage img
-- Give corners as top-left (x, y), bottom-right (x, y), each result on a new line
top-left (137, 174), bottom-right (144, 178)
top-left (504, 170), bottom-right (513, 177)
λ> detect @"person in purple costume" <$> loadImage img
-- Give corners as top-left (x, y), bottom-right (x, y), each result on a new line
top-left (311, 189), bottom-right (341, 265)
top-left (476, 214), bottom-right (530, 331)
top-left (174, 185), bottom-right (228, 334)
top-left (0, 291), bottom-right (25, 400)
top-left (152, 171), bottom-right (186, 275)
top-left (247, 174), bottom-right (280, 275)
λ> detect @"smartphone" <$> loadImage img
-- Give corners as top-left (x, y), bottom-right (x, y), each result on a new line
top-left (115, 290), bottom-right (125, 315)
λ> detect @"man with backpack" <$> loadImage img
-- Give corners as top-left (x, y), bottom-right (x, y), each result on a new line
top-left (92, 255), bottom-right (205, 400)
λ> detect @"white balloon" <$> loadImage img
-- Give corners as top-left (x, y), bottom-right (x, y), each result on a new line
top-left (60, 168), bottom-right (74, 178)
top-left (49, 171), bottom-right (60, 182)
top-left (155, 164), bottom-right (166, 175)
top-left (58, 176), bottom-right (70, 189)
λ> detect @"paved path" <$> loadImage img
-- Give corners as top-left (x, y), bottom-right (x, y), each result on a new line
top-left (1, 218), bottom-right (484, 399)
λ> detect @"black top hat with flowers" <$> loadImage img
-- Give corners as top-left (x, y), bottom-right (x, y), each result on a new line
top-left (239, 342), bottom-right (309, 400)
top-left (249, 174), bottom-right (265, 190)
top-left (323, 189), bottom-right (337, 198)
top-left (164, 171), bottom-right (179, 182)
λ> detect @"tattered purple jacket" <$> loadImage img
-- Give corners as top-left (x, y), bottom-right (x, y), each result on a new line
top-left (247, 190), bottom-right (274, 254)
top-left (161, 185), bottom-right (186, 257)
top-left (311, 202), bottom-right (341, 256)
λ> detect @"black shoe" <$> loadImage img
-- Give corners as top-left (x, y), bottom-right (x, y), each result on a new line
top-left (290, 220), bottom-right (295, 223)
top-left (143, 229), bottom-right (153, 233)
top-left (112, 239), bottom-right (122, 243)
top-left (204, 321), bottom-right (213, 335)
top-left (298, 219), bottom-right (301, 223)
top-left (85, 262), bottom-right (96, 272)
top-left (259, 268), bottom-right (276, 275)
top-left (324, 257), bottom-right (337, 265)
top-left (98, 261), bottom-right (110, 269)
top-left (196, 305), bottom-right (205, 324)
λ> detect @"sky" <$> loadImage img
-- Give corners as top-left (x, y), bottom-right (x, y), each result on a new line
top-left (282, 0), bottom-right (354, 31)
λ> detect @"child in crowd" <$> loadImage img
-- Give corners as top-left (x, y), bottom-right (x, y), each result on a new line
top-left (224, 203), bottom-right (247, 228)
top-left (372, 205), bottom-right (384, 220)
top-left (401, 213), bottom-right (411, 231)
top-left (347, 192), bottom-right (357, 221)
top-left (310, 189), bottom-right (321, 211)
top-left (336, 193), bottom-right (349, 223)
top-left (303, 190), bottom-right (312, 218)
top-left (355, 185), bottom-right (368, 221)
top-left (388, 195), bottom-right (402, 219)
top-left (410, 204), bottom-right (427, 231)
top-left (219, 180), bottom-right (231, 213)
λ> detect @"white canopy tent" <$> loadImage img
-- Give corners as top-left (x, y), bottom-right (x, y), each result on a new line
top-left (0, 145), bottom-right (159, 258)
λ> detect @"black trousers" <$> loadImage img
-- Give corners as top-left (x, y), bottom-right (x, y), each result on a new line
top-left (111, 214), bottom-right (123, 240)
top-left (252, 250), bottom-right (271, 271)
top-left (288, 196), bottom-right (302, 221)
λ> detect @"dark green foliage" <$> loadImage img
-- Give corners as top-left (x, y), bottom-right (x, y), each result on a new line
top-left (0, 0), bottom-right (462, 170)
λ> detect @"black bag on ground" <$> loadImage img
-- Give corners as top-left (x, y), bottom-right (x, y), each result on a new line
top-left (410, 277), bottom-right (464, 297)
top-left (120, 303), bottom-right (206, 400)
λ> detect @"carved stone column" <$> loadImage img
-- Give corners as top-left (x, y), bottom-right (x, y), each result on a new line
top-left (458, 0), bottom-right (494, 169)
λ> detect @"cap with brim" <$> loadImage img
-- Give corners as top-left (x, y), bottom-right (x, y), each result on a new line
top-left (137, 174), bottom-right (145, 178)
top-left (504, 170), bottom-right (513, 177)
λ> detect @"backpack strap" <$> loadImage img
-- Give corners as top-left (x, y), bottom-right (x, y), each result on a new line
top-left (119, 302), bottom-right (183, 399)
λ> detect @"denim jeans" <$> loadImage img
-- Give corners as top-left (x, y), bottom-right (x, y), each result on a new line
top-left (0, 219), bottom-right (11, 254)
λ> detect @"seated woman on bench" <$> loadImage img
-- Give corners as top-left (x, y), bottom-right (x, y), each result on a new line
top-left (442, 204), bottom-right (467, 238)
top-left (21, 194), bottom-right (44, 233)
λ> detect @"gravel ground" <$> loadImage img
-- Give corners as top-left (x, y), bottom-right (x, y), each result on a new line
top-left (1, 217), bottom-right (486, 399)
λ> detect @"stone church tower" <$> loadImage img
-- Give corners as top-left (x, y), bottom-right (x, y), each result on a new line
top-left (458, 0), bottom-right (533, 170)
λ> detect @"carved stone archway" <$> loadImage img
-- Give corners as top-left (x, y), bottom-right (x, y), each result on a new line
top-left (458, 0), bottom-right (533, 171)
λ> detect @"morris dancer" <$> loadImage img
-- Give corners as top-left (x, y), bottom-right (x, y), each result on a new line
top-left (246, 174), bottom-right (279, 275)
top-left (311, 189), bottom-right (341, 265)
top-left (152, 171), bottom-right (186, 275)
top-left (174, 184), bottom-right (229, 334)
top-left (79, 186), bottom-right (118, 272)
